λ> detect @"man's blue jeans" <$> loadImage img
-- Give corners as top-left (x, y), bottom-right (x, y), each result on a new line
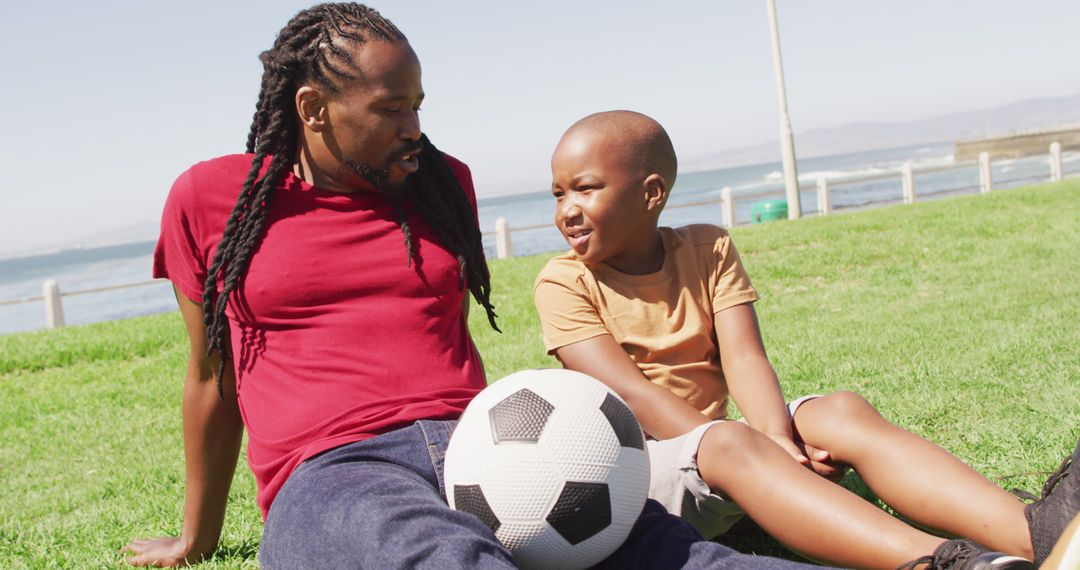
top-left (260, 420), bottom-right (819, 569)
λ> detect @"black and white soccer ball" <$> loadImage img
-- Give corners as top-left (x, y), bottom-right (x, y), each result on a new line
top-left (444, 369), bottom-right (650, 569)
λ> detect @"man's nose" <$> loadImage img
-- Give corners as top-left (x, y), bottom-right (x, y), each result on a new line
top-left (400, 109), bottom-right (421, 141)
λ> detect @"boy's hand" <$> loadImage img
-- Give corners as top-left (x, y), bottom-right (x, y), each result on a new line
top-left (767, 433), bottom-right (848, 482)
top-left (765, 431), bottom-right (812, 465)
top-left (794, 439), bottom-right (849, 482)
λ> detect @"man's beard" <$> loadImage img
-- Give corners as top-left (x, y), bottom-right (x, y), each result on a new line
top-left (346, 141), bottom-right (424, 196)
top-left (346, 159), bottom-right (394, 191)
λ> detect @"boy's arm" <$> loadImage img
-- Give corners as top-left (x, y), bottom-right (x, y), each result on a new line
top-left (715, 302), bottom-right (813, 464)
top-left (554, 334), bottom-right (712, 440)
top-left (124, 288), bottom-right (244, 567)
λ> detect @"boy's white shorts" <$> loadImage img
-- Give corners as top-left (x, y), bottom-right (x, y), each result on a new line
top-left (645, 394), bottom-right (822, 539)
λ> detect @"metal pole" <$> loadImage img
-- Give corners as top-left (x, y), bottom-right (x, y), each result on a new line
top-left (766, 0), bottom-right (802, 220)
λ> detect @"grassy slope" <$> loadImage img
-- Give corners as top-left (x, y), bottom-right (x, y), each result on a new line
top-left (2, 180), bottom-right (1078, 567)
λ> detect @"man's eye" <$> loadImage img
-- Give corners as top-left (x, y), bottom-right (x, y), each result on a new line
top-left (382, 108), bottom-right (402, 114)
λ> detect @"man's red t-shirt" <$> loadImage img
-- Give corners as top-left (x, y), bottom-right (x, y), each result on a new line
top-left (153, 154), bottom-right (487, 517)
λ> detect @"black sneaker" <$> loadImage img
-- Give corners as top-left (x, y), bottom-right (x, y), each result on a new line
top-left (1018, 436), bottom-right (1080, 565)
top-left (895, 539), bottom-right (1033, 570)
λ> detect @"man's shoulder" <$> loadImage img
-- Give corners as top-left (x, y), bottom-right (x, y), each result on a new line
top-left (172, 154), bottom-right (256, 192)
top-left (435, 152), bottom-right (478, 207)
top-left (165, 154), bottom-right (255, 215)
top-left (438, 152), bottom-right (471, 185)
top-left (181, 153), bottom-right (257, 178)
top-left (440, 152), bottom-right (468, 174)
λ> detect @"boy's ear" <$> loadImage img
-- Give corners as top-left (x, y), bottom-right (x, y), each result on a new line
top-left (296, 86), bottom-right (329, 132)
top-left (643, 173), bottom-right (668, 212)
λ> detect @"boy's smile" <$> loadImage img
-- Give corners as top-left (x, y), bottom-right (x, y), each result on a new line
top-left (565, 228), bottom-right (593, 251)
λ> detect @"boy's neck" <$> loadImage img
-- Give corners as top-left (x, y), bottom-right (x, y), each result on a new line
top-left (604, 231), bottom-right (666, 276)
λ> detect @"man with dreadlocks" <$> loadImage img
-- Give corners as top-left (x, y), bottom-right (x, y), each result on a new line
top-left (124, 4), bottom-right (828, 569)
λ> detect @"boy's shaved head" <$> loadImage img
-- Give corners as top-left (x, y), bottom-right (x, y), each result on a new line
top-left (564, 110), bottom-right (678, 187)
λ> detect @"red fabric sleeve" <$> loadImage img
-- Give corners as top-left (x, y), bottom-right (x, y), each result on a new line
top-left (152, 168), bottom-right (209, 303)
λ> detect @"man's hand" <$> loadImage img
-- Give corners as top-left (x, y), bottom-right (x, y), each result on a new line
top-left (122, 536), bottom-right (209, 567)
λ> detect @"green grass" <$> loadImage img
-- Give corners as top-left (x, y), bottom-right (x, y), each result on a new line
top-left (2, 180), bottom-right (1079, 567)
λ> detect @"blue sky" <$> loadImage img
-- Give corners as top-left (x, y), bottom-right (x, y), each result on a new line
top-left (2, 1), bottom-right (1078, 252)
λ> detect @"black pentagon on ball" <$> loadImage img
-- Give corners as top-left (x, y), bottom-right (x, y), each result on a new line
top-left (489, 388), bottom-right (555, 444)
top-left (546, 481), bottom-right (611, 545)
top-left (599, 393), bottom-right (645, 450)
top-left (454, 484), bottom-right (501, 534)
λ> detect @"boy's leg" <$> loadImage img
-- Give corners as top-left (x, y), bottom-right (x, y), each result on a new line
top-left (696, 419), bottom-right (950, 569)
top-left (599, 499), bottom-right (822, 570)
top-left (790, 391), bottom-right (1033, 558)
top-left (260, 421), bottom-right (516, 570)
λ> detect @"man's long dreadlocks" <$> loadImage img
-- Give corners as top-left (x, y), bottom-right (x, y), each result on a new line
top-left (202, 3), bottom-right (499, 397)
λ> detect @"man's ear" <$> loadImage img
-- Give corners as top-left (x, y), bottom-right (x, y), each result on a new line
top-left (643, 173), bottom-right (668, 212)
top-left (296, 86), bottom-right (329, 132)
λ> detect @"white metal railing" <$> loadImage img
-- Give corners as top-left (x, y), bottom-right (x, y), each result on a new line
top-left (484, 141), bottom-right (1075, 259)
top-left (4, 142), bottom-right (1076, 329)
top-left (0, 279), bottom-right (165, 330)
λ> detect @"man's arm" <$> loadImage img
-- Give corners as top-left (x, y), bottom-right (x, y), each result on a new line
top-left (554, 334), bottom-right (712, 440)
top-left (124, 288), bottom-right (244, 567)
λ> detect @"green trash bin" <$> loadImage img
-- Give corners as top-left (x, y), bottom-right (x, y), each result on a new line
top-left (751, 199), bottom-right (788, 224)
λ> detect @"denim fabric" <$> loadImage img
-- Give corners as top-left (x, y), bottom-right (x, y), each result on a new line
top-left (260, 420), bottom-right (819, 570)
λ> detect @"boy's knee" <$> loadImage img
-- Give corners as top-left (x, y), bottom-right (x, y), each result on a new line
top-left (803, 391), bottom-right (884, 432)
top-left (700, 421), bottom-right (760, 459)
top-left (820, 390), bottom-right (877, 415)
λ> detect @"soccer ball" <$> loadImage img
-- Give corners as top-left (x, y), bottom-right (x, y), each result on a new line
top-left (444, 369), bottom-right (650, 569)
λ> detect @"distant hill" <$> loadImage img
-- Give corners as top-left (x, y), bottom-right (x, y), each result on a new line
top-left (684, 92), bottom-right (1080, 171)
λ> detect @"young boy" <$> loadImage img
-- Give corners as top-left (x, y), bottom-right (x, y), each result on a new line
top-left (533, 110), bottom-right (1078, 569)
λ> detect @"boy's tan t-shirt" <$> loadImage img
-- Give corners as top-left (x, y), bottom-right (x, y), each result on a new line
top-left (533, 225), bottom-right (758, 419)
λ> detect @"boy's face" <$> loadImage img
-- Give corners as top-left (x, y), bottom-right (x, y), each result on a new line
top-left (550, 128), bottom-right (655, 268)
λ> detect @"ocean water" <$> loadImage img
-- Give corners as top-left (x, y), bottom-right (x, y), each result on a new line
top-left (2, 143), bottom-right (1075, 335)
top-left (0, 241), bottom-right (175, 335)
